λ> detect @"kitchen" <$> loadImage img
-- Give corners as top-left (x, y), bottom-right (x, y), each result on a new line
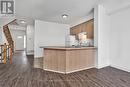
top-left (38, 19), bottom-right (97, 74)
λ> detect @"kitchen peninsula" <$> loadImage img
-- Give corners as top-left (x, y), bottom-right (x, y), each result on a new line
top-left (41, 46), bottom-right (97, 74)
top-left (40, 19), bottom-right (96, 74)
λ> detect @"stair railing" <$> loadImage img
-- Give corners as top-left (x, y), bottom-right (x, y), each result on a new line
top-left (0, 43), bottom-right (13, 64)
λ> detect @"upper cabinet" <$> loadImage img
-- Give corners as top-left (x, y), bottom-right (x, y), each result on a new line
top-left (70, 19), bottom-right (94, 39)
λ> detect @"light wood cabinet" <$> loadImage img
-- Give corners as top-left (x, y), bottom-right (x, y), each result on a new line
top-left (70, 25), bottom-right (82, 38)
top-left (85, 19), bottom-right (94, 39)
top-left (70, 19), bottom-right (94, 39)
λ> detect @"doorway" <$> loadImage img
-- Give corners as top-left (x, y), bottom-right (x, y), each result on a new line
top-left (11, 30), bottom-right (26, 51)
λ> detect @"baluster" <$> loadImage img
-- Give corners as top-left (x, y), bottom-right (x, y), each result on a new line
top-left (1, 45), bottom-right (4, 63)
top-left (0, 45), bottom-right (2, 63)
top-left (3, 43), bottom-right (7, 64)
top-left (10, 45), bottom-right (12, 64)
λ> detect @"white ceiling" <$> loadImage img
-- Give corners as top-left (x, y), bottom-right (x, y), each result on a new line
top-left (101, 0), bottom-right (130, 14)
top-left (15, 0), bottom-right (99, 24)
top-left (1, 0), bottom-right (130, 26)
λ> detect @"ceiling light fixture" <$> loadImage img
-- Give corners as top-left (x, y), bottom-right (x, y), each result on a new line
top-left (20, 20), bottom-right (26, 24)
top-left (62, 14), bottom-right (68, 19)
top-left (17, 36), bottom-right (23, 39)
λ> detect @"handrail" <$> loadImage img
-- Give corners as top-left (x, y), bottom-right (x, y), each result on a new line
top-left (0, 43), bottom-right (13, 64)
top-left (3, 25), bottom-right (14, 53)
top-left (0, 45), bottom-right (10, 53)
top-left (2, 24), bottom-right (14, 64)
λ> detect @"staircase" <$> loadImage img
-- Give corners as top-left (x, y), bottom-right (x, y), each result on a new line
top-left (3, 25), bottom-right (14, 53)
top-left (0, 20), bottom-right (15, 64)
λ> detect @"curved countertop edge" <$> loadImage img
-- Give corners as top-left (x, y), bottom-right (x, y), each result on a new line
top-left (40, 46), bottom-right (97, 50)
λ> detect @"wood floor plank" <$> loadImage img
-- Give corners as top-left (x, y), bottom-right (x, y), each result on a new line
top-left (0, 51), bottom-right (130, 87)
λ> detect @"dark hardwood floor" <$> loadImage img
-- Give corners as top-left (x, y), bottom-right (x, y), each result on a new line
top-left (0, 51), bottom-right (130, 87)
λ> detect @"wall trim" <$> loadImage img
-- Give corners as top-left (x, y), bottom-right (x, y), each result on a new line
top-left (34, 57), bottom-right (44, 59)
top-left (96, 64), bottom-right (110, 69)
top-left (110, 65), bottom-right (130, 72)
top-left (44, 69), bottom-right (65, 74)
top-left (44, 66), bottom-right (95, 74)
top-left (66, 66), bottom-right (95, 74)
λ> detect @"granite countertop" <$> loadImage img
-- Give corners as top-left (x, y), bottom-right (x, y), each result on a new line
top-left (40, 46), bottom-right (97, 50)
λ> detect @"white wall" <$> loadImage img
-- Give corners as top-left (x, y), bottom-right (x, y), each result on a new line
top-left (34, 20), bottom-right (70, 58)
top-left (10, 30), bottom-right (25, 51)
top-left (26, 24), bottom-right (34, 55)
top-left (0, 27), bottom-right (2, 44)
top-left (0, 26), bottom-right (7, 44)
top-left (1, 27), bottom-right (7, 44)
top-left (94, 5), bottom-right (110, 68)
top-left (0, 17), bottom-right (15, 27)
top-left (0, 17), bottom-right (15, 44)
top-left (109, 7), bottom-right (130, 72)
top-left (94, 4), bottom-right (130, 72)
top-left (70, 12), bottom-right (94, 27)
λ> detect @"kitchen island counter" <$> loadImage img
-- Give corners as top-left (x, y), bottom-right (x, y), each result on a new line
top-left (41, 46), bottom-right (97, 74)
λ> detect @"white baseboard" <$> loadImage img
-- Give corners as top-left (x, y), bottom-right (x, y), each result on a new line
top-left (110, 65), bottom-right (130, 72)
top-left (44, 65), bottom-right (130, 73)
top-left (44, 69), bottom-right (65, 74)
top-left (96, 64), bottom-right (110, 69)
top-left (34, 57), bottom-right (43, 59)
top-left (44, 66), bottom-right (95, 74)
top-left (66, 66), bottom-right (95, 74)
top-left (26, 50), bottom-right (34, 55)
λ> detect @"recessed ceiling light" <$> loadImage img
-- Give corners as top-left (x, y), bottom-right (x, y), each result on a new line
top-left (17, 36), bottom-right (23, 39)
top-left (20, 20), bottom-right (26, 24)
top-left (62, 14), bottom-right (68, 19)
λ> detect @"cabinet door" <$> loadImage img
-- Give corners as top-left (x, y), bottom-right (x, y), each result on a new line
top-left (70, 19), bottom-right (94, 39)
top-left (70, 27), bottom-right (75, 35)
top-left (70, 25), bottom-right (82, 39)
top-left (86, 20), bottom-right (94, 39)
top-left (80, 19), bottom-right (94, 39)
